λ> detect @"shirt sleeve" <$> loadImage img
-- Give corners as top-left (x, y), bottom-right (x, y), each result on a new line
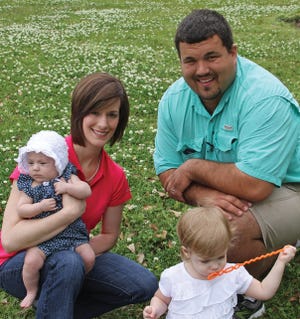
top-left (108, 167), bottom-right (132, 207)
top-left (158, 268), bottom-right (173, 298)
top-left (236, 96), bottom-right (300, 186)
top-left (9, 165), bottom-right (20, 182)
top-left (153, 96), bottom-right (184, 175)
top-left (235, 266), bottom-right (253, 295)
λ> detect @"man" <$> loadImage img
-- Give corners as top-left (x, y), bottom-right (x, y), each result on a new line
top-left (153, 9), bottom-right (300, 319)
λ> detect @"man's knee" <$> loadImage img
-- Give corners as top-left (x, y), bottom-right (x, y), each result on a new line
top-left (227, 211), bottom-right (267, 264)
top-left (230, 210), bottom-right (262, 241)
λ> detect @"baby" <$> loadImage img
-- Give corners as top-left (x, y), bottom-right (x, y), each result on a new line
top-left (16, 130), bottom-right (95, 308)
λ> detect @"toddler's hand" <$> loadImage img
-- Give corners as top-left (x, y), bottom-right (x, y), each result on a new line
top-left (143, 306), bottom-right (157, 319)
top-left (40, 198), bottom-right (56, 211)
top-left (278, 245), bottom-right (296, 264)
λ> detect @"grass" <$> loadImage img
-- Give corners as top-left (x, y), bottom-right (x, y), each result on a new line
top-left (0, 0), bottom-right (299, 318)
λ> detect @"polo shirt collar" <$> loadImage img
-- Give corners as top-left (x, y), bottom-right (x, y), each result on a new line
top-left (66, 135), bottom-right (104, 184)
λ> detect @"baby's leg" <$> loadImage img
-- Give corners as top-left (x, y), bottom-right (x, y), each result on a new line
top-left (21, 247), bottom-right (46, 308)
top-left (75, 243), bottom-right (95, 273)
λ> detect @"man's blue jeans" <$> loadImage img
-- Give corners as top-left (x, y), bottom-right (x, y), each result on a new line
top-left (0, 250), bottom-right (158, 318)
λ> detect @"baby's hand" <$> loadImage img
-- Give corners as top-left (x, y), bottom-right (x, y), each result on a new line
top-left (278, 245), bottom-right (296, 264)
top-left (40, 198), bottom-right (57, 212)
top-left (143, 306), bottom-right (157, 319)
top-left (54, 178), bottom-right (68, 195)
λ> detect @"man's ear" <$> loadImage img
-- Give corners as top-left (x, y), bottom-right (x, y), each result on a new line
top-left (230, 43), bottom-right (238, 57)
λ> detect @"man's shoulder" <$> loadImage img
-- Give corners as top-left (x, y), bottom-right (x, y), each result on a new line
top-left (237, 56), bottom-right (286, 89)
top-left (236, 56), bottom-right (296, 103)
top-left (159, 77), bottom-right (198, 113)
top-left (162, 77), bottom-right (192, 99)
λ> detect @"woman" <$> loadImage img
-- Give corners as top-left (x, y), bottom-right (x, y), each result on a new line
top-left (0, 72), bottom-right (158, 318)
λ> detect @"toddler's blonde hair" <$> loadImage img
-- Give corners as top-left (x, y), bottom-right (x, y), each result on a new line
top-left (177, 206), bottom-right (233, 259)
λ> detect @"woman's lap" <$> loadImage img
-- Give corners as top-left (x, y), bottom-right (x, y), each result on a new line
top-left (74, 252), bottom-right (158, 318)
top-left (1, 250), bottom-right (158, 318)
top-left (0, 250), bottom-right (85, 318)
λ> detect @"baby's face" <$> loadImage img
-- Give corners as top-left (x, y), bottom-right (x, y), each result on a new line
top-left (184, 249), bottom-right (227, 280)
top-left (27, 152), bottom-right (58, 182)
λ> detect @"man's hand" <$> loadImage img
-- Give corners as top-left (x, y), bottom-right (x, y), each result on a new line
top-left (160, 169), bottom-right (251, 219)
top-left (192, 187), bottom-right (252, 220)
top-left (164, 166), bottom-right (191, 202)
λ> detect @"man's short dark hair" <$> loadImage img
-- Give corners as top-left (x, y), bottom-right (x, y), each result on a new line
top-left (175, 9), bottom-right (234, 56)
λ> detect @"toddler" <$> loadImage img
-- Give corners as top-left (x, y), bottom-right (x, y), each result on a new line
top-left (143, 206), bottom-right (296, 319)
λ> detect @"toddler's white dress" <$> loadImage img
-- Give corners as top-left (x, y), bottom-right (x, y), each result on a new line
top-left (159, 262), bottom-right (253, 319)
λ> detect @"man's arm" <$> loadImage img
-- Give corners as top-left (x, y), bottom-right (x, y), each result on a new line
top-left (159, 169), bottom-right (250, 217)
top-left (159, 160), bottom-right (274, 217)
top-left (163, 159), bottom-right (274, 202)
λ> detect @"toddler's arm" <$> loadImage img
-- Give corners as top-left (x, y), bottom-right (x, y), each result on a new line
top-left (143, 289), bottom-right (171, 319)
top-left (54, 174), bottom-right (91, 199)
top-left (245, 245), bottom-right (296, 300)
top-left (17, 191), bottom-right (57, 218)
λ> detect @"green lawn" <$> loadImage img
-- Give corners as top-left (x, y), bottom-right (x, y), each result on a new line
top-left (0, 0), bottom-right (299, 318)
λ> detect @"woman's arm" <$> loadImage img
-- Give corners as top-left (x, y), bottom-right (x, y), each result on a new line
top-left (88, 205), bottom-right (123, 255)
top-left (2, 180), bottom-right (86, 252)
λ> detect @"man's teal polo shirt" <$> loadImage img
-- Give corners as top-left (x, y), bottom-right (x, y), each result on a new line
top-left (154, 56), bottom-right (300, 186)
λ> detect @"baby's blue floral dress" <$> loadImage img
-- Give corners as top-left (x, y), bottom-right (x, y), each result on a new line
top-left (17, 163), bottom-right (89, 256)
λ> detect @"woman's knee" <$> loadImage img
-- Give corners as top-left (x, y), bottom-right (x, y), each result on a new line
top-left (41, 250), bottom-right (85, 284)
top-left (0, 252), bottom-right (27, 299)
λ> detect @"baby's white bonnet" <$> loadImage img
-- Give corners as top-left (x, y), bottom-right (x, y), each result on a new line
top-left (16, 130), bottom-right (68, 176)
